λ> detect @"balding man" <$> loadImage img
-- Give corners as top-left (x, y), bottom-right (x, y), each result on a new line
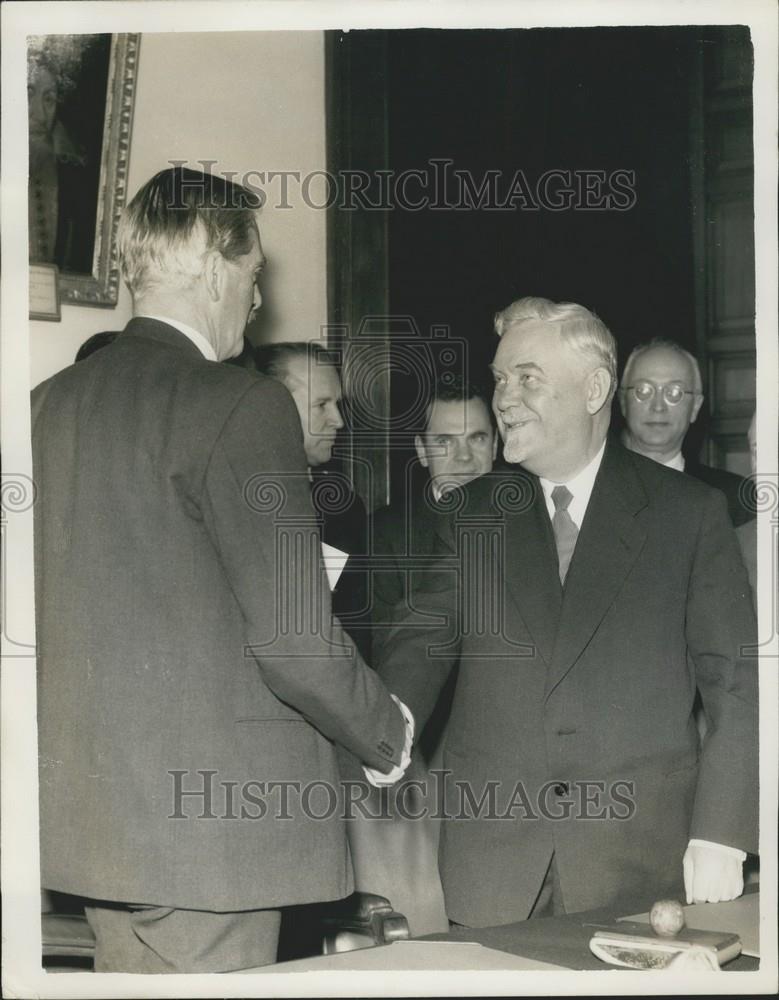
top-left (375, 297), bottom-right (757, 926)
top-left (32, 167), bottom-right (410, 972)
top-left (255, 342), bottom-right (371, 658)
top-left (619, 338), bottom-right (752, 526)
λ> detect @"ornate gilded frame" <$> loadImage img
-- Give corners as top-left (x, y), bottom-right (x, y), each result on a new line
top-left (57, 34), bottom-right (140, 307)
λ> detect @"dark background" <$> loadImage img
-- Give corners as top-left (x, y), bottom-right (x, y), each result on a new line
top-left (386, 28), bottom-right (698, 370)
top-left (375, 27), bottom-right (702, 494)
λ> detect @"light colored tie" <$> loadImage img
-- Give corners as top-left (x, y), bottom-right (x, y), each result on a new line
top-left (551, 485), bottom-right (578, 585)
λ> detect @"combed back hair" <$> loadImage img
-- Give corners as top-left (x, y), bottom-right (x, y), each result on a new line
top-left (494, 296), bottom-right (618, 401)
top-left (620, 338), bottom-right (703, 395)
top-left (423, 374), bottom-right (494, 431)
top-left (118, 166), bottom-right (262, 298)
top-left (254, 342), bottom-right (339, 386)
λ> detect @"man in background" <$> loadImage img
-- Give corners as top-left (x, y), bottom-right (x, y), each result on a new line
top-left (255, 341), bottom-right (371, 658)
top-left (346, 375), bottom-right (497, 937)
top-left (619, 338), bottom-right (752, 526)
top-left (372, 375), bottom-right (498, 626)
top-left (33, 167), bottom-right (411, 972)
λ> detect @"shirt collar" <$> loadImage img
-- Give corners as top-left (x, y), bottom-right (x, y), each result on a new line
top-left (662, 451), bottom-right (686, 472)
top-left (539, 439), bottom-right (607, 530)
top-left (139, 314), bottom-right (217, 362)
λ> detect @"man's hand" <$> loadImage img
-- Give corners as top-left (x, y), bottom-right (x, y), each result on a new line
top-left (362, 695), bottom-right (415, 788)
top-left (683, 843), bottom-right (744, 905)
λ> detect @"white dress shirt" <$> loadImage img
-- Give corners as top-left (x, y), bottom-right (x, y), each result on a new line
top-left (538, 440), bottom-right (607, 529)
top-left (139, 313), bottom-right (217, 361)
top-left (663, 451), bottom-right (685, 472)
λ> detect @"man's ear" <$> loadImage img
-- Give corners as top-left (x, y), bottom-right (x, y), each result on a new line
top-left (586, 367), bottom-right (612, 415)
top-left (414, 434), bottom-right (429, 467)
top-left (690, 393), bottom-right (704, 424)
top-left (202, 249), bottom-right (225, 303)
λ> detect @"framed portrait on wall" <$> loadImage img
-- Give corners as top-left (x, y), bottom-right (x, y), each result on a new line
top-left (27, 33), bottom-right (140, 308)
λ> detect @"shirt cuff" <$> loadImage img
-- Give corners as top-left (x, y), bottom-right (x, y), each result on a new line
top-left (688, 838), bottom-right (747, 862)
top-left (362, 695), bottom-right (415, 788)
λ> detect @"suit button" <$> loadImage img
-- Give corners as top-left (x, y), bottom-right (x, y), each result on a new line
top-left (554, 782), bottom-right (569, 796)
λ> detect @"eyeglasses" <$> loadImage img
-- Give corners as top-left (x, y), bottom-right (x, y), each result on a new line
top-left (623, 381), bottom-right (697, 406)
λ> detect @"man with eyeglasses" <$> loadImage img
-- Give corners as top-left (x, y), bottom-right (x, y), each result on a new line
top-left (619, 339), bottom-right (753, 526)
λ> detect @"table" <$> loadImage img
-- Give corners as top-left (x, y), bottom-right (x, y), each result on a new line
top-left (422, 886), bottom-right (760, 971)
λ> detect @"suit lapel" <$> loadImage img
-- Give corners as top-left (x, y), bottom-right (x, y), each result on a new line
top-left (544, 442), bottom-right (648, 699)
top-left (500, 472), bottom-right (562, 668)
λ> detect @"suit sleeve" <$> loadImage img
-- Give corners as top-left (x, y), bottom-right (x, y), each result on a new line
top-left (200, 378), bottom-right (406, 773)
top-left (372, 515), bottom-right (461, 738)
top-left (370, 509), bottom-right (405, 628)
top-left (686, 488), bottom-right (759, 854)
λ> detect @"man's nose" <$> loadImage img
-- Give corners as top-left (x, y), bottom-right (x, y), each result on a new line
top-left (252, 283), bottom-right (262, 311)
top-left (650, 388), bottom-right (668, 412)
top-left (329, 404), bottom-right (344, 430)
top-left (453, 439), bottom-right (472, 462)
top-left (495, 380), bottom-right (522, 409)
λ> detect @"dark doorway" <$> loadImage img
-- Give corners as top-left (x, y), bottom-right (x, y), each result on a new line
top-left (327, 27), bottom-right (753, 506)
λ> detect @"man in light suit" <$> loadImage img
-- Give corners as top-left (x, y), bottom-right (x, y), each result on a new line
top-left (33, 167), bottom-right (411, 972)
top-left (375, 297), bottom-right (758, 926)
top-left (619, 338), bottom-right (753, 527)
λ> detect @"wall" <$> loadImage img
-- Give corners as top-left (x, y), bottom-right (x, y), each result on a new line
top-left (29, 30), bottom-right (327, 388)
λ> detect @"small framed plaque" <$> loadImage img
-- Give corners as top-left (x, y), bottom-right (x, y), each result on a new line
top-left (29, 263), bottom-right (61, 321)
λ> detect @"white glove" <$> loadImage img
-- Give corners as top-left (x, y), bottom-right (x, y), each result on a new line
top-left (683, 842), bottom-right (745, 904)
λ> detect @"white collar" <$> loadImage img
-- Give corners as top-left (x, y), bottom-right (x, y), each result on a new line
top-left (539, 440), bottom-right (607, 530)
top-left (139, 314), bottom-right (217, 362)
top-left (662, 451), bottom-right (685, 472)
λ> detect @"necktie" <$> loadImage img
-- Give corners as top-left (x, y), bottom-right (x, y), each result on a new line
top-left (551, 485), bottom-right (578, 585)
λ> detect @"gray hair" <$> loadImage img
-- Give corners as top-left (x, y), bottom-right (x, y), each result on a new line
top-left (119, 166), bottom-right (262, 298)
top-left (620, 339), bottom-right (703, 395)
top-left (494, 296), bottom-right (617, 399)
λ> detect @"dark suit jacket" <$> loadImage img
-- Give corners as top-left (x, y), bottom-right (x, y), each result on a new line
top-left (374, 440), bottom-right (758, 926)
top-left (372, 479), bottom-right (458, 762)
top-left (32, 318), bottom-right (405, 912)
top-left (313, 467), bottom-right (371, 660)
top-left (685, 459), bottom-right (753, 527)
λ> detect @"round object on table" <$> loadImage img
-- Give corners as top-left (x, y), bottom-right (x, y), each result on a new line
top-left (649, 898), bottom-right (686, 938)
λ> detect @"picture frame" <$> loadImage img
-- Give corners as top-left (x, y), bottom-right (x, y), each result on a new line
top-left (28, 263), bottom-right (61, 321)
top-left (28, 33), bottom-right (140, 308)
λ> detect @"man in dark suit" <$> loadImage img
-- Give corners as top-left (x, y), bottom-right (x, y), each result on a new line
top-left (372, 375), bottom-right (498, 629)
top-left (255, 341), bottom-right (371, 658)
top-left (619, 338), bottom-right (753, 526)
top-left (347, 376), bottom-right (497, 936)
top-left (32, 167), bottom-right (411, 972)
top-left (375, 296), bottom-right (758, 927)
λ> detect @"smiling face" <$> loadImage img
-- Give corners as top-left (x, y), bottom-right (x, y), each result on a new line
top-left (284, 356), bottom-right (344, 467)
top-left (491, 319), bottom-right (609, 481)
top-left (619, 345), bottom-right (703, 463)
top-left (415, 396), bottom-right (497, 494)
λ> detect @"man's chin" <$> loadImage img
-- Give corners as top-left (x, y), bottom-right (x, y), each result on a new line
top-left (502, 439), bottom-right (529, 465)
